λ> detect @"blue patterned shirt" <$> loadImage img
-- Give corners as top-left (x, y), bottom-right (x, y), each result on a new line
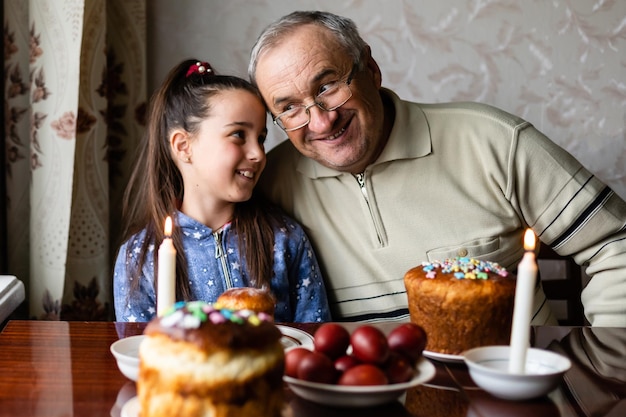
top-left (113, 211), bottom-right (331, 323)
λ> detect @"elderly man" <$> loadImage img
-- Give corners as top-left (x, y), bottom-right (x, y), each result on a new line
top-left (248, 11), bottom-right (626, 325)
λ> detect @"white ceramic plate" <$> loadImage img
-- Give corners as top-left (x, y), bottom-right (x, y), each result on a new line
top-left (423, 350), bottom-right (465, 364)
top-left (277, 325), bottom-right (314, 350)
top-left (284, 357), bottom-right (436, 407)
top-left (121, 396), bottom-right (139, 417)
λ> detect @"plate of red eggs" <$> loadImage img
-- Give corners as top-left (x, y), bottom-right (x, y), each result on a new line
top-left (283, 323), bottom-right (435, 407)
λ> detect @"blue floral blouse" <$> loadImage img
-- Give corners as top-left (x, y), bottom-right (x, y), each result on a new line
top-left (113, 211), bottom-right (331, 323)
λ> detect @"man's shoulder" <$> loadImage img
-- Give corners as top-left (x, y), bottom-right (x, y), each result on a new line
top-left (415, 100), bottom-right (528, 129)
top-left (385, 88), bottom-right (527, 128)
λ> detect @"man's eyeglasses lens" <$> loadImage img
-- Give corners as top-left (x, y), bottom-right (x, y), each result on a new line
top-left (274, 74), bottom-right (353, 131)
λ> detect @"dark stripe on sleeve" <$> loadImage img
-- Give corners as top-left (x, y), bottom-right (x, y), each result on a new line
top-left (531, 295), bottom-right (548, 322)
top-left (587, 234), bottom-right (626, 262)
top-left (550, 186), bottom-right (613, 249)
top-left (337, 290), bottom-right (407, 304)
top-left (334, 308), bottom-right (410, 323)
top-left (539, 173), bottom-right (592, 239)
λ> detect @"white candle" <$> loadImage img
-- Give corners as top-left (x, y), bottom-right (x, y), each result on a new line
top-left (157, 216), bottom-right (176, 316)
top-left (509, 229), bottom-right (537, 374)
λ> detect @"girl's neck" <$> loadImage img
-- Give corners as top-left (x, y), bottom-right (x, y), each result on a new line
top-left (180, 199), bottom-right (235, 231)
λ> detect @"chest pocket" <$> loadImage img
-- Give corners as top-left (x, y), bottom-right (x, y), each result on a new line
top-left (426, 237), bottom-right (500, 261)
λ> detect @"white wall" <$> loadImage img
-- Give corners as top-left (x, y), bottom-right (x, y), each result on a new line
top-left (148, 0), bottom-right (626, 199)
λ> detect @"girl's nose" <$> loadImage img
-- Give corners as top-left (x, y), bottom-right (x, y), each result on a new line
top-left (247, 141), bottom-right (266, 162)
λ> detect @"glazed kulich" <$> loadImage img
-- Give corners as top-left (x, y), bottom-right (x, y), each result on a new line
top-left (138, 301), bottom-right (284, 417)
top-left (404, 257), bottom-right (516, 355)
top-left (215, 287), bottom-right (276, 318)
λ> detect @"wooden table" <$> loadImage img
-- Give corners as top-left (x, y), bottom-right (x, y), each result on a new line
top-left (0, 320), bottom-right (624, 417)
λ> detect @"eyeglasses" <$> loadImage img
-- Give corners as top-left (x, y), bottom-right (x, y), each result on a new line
top-left (273, 65), bottom-right (356, 132)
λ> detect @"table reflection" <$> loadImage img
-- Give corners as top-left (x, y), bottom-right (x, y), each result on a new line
top-left (467, 390), bottom-right (560, 417)
top-left (285, 392), bottom-right (412, 417)
top-left (112, 382), bottom-right (136, 417)
top-left (404, 385), bottom-right (467, 417)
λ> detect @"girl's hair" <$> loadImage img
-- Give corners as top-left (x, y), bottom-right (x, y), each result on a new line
top-left (248, 10), bottom-right (368, 86)
top-left (118, 58), bottom-right (282, 301)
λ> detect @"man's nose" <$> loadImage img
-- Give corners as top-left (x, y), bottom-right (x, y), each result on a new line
top-left (306, 103), bottom-right (338, 132)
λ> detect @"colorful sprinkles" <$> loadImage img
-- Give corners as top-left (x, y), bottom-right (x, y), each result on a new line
top-left (160, 301), bottom-right (273, 329)
top-left (421, 257), bottom-right (508, 280)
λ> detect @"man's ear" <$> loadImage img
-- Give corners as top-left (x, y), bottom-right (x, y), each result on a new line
top-left (364, 45), bottom-right (382, 89)
top-left (170, 129), bottom-right (192, 163)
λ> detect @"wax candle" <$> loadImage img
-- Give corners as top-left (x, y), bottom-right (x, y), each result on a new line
top-left (157, 216), bottom-right (176, 316)
top-left (509, 229), bottom-right (537, 373)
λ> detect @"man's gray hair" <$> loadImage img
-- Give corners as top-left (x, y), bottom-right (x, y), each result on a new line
top-left (248, 11), bottom-right (368, 86)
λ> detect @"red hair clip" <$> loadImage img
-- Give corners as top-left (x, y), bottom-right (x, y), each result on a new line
top-left (186, 61), bottom-right (213, 78)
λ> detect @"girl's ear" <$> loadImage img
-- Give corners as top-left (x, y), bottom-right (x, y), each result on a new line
top-left (170, 129), bottom-right (192, 163)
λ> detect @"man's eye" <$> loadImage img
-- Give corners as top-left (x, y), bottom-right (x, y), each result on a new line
top-left (318, 81), bottom-right (339, 96)
top-left (281, 103), bottom-right (300, 113)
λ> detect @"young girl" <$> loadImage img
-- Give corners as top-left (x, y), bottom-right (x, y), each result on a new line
top-left (113, 59), bottom-right (331, 323)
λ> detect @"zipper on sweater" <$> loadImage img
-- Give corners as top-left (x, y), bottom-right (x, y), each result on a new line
top-left (213, 230), bottom-right (233, 289)
top-left (354, 172), bottom-right (383, 246)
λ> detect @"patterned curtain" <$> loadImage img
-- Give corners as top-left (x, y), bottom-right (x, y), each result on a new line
top-left (3, 0), bottom-right (146, 320)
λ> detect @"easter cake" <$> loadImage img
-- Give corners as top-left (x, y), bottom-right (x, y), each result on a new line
top-left (403, 257), bottom-right (516, 355)
top-left (214, 287), bottom-right (276, 318)
top-left (137, 301), bottom-right (284, 417)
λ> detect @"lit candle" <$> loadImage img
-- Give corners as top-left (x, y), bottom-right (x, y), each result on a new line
top-left (509, 229), bottom-right (538, 373)
top-left (157, 216), bottom-right (176, 316)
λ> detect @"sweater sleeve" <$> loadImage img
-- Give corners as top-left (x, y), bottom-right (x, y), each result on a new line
top-left (113, 237), bottom-right (157, 322)
top-left (511, 124), bottom-right (626, 326)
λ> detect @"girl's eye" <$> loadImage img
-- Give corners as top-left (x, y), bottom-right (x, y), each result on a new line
top-left (231, 130), bottom-right (245, 139)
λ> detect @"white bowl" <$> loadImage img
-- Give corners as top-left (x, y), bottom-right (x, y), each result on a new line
top-left (110, 335), bottom-right (145, 381)
top-left (284, 357), bottom-right (436, 407)
top-left (463, 345), bottom-right (571, 401)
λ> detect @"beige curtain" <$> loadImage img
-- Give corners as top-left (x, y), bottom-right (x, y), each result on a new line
top-left (3, 0), bottom-right (146, 320)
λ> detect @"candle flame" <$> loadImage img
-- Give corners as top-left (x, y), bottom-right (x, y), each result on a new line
top-left (164, 216), bottom-right (173, 237)
top-left (523, 229), bottom-right (536, 251)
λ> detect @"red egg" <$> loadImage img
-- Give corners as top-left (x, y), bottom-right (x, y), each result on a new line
top-left (297, 351), bottom-right (337, 384)
top-left (313, 323), bottom-right (351, 360)
top-left (334, 354), bottom-right (361, 374)
top-left (350, 325), bottom-right (390, 365)
top-left (337, 364), bottom-right (389, 386)
top-left (285, 347), bottom-right (313, 378)
top-left (384, 351), bottom-right (415, 384)
top-left (387, 323), bottom-right (427, 365)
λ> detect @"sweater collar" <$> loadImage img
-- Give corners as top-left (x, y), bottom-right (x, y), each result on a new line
top-left (174, 210), bottom-right (231, 238)
top-left (296, 88), bottom-right (431, 179)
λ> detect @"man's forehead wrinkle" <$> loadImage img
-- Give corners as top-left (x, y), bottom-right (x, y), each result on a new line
top-left (271, 59), bottom-right (329, 106)
top-left (259, 27), bottom-right (344, 108)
